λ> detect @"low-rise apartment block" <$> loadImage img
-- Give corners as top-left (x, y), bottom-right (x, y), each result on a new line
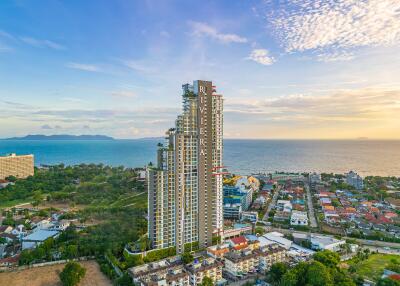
top-left (185, 258), bottom-right (223, 286)
top-left (129, 257), bottom-right (190, 286)
top-left (224, 249), bottom-right (258, 277)
top-left (255, 244), bottom-right (287, 271)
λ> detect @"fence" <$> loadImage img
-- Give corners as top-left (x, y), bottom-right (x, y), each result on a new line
top-left (0, 256), bottom-right (95, 273)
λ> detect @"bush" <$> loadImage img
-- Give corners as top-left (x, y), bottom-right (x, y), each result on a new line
top-left (59, 261), bottom-right (86, 286)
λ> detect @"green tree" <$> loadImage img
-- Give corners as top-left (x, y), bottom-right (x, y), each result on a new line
top-left (65, 245), bottom-right (79, 259)
top-left (377, 278), bottom-right (400, 286)
top-left (268, 262), bottom-right (288, 283)
top-left (255, 227), bottom-right (265, 235)
top-left (115, 273), bottom-right (135, 286)
top-left (59, 261), bottom-right (86, 286)
top-left (181, 252), bottom-right (194, 264)
top-left (306, 261), bottom-right (333, 286)
top-left (313, 250), bottom-right (340, 268)
top-left (32, 191), bottom-right (43, 208)
top-left (200, 276), bottom-right (213, 286)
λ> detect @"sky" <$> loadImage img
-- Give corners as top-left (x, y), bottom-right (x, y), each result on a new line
top-left (0, 0), bottom-right (400, 139)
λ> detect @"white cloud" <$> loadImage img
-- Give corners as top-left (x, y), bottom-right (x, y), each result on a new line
top-left (122, 60), bottom-right (157, 73)
top-left (110, 91), bottom-right (137, 98)
top-left (317, 51), bottom-right (355, 62)
top-left (0, 43), bottom-right (12, 52)
top-left (66, 62), bottom-right (101, 72)
top-left (160, 30), bottom-right (170, 38)
top-left (189, 21), bottom-right (247, 44)
top-left (225, 86), bottom-right (400, 122)
top-left (247, 49), bottom-right (275, 65)
top-left (265, 0), bottom-right (400, 57)
top-left (20, 36), bottom-right (65, 50)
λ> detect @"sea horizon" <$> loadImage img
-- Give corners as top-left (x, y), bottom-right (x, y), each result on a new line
top-left (1, 138), bottom-right (399, 177)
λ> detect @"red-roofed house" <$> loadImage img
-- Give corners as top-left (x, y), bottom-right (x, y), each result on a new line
top-left (0, 254), bottom-right (20, 266)
top-left (385, 212), bottom-right (398, 220)
top-left (228, 236), bottom-right (248, 250)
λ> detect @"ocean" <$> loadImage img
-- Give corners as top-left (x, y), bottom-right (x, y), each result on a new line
top-left (0, 139), bottom-right (399, 177)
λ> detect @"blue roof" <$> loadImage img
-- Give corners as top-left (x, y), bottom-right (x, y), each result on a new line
top-left (22, 230), bottom-right (59, 241)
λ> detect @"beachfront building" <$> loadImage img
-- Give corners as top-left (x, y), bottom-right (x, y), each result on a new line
top-left (148, 80), bottom-right (224, 253)
top-left (346, 171), bottom-right (364, 190)
top-left (0, 153), bottom-right (34, 180)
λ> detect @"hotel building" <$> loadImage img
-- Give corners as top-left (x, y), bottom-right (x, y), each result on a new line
top-left (0, 153), bottom-right (34, 180)
top-left (148, 80), bottom-right (223, 253)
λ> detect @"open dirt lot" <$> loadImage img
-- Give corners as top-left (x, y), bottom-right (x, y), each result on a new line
top-left (0, 260), bottom-right (112, 286)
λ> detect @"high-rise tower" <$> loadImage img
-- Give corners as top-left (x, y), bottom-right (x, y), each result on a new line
top-left (147, 80), bottom-right (223, 253)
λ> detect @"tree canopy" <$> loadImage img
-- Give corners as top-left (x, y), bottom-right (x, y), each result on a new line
top-left (59, 261), bottom-right (86, 286)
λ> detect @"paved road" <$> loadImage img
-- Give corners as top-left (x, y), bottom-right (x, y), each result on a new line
top-left (305, 184), bottom-right (318, 228)
top-left (263, 186), bottom-right (280, 221)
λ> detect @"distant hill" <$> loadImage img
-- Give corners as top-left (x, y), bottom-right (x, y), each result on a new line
top-left (3, 134), bottom-right (114, 140)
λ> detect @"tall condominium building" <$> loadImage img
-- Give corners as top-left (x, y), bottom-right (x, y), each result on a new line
top-left (148, 80), bottom-right (223, 253)
top-left (0, 153), bottom-right (34, 180)
top-left (346, 170), bottom-right (364, 190)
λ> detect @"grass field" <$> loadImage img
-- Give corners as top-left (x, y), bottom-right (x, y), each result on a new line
top-left (349, 254), bottom-right (400, 281)
top-left (0, 260), bottom-right (112, 286)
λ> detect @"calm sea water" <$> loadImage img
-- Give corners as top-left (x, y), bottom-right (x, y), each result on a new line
top-left (0, 139), bottom-right (399, 176)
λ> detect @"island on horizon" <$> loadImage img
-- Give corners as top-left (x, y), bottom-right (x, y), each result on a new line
top-left (2, 134), bottom-right (115, 140)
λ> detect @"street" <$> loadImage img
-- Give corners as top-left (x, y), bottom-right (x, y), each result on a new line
top-left (304, 184), bottom-right (318, 228)
top-left (263, 186), bottom-right (280, 221)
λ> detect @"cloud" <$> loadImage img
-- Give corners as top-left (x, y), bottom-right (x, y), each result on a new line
top-left (265, 0), bottom-right (400, 57)
top-left (41, 124), bottom-right (52, 130)
top-left (66, 62), bottom-right (101, 72)
top-left (189, 21), bottom-right (247, 44)
top-left (0, 30), bottom-right (13, 39)
top-left (61, 97), bottom-right (86, 103)
top-left (317, 51), bottom-right (355, 62)
top-left (225, 86), bottom-right (400, 123)
top-left (160, 30), bottom-right (170, 38)
top-left (20, 36), bottom-right (65, 50)
top-left (0, 43), bottom-right (12, 52)
top-left (122, 60), bottom-right (157, 73)
top-left (110, 91), bottom-right (137, 98)
top-left (247, 49), bottom-right (275, 65)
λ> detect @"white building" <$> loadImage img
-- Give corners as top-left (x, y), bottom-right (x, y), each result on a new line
top-left (277, 200), bottom-right (292, 212)
top-left (309, 173), bottom-right (321, 184)
top-left (346, 171), bottom-right (363, 190)
top-left (241, 211), bottom-right (258, 223)
top-left (310, 235), bottom-right (345, 252)
top-left (290, 211), bottom-right (308, 226)
top-left (263, 232), bottom-right (293, 250)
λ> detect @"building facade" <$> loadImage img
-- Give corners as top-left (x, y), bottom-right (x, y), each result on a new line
top-left (148, 80), bottom-right (223, 253)
top-left (290, 210), bottom-right (308, 226)
top-left (346, 171), bottom-right (364, 190)
top-left (0, 153), bottom-right (34, 180)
